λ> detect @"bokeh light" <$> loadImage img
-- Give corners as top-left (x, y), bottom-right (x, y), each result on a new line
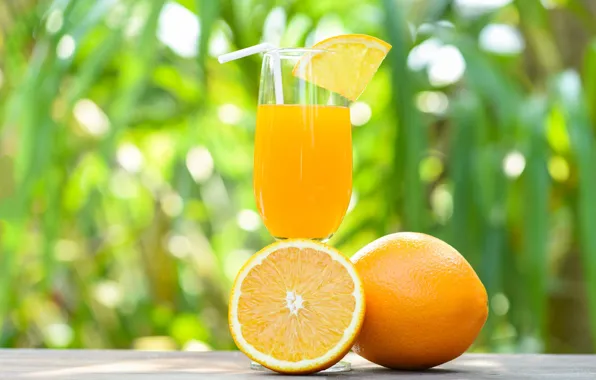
top-left (503, 151), bottom-right (526, 178)
top-left (416, 91), bottom-right (449, 115)
top-left (349, 102), bottom-right (372, 126)
top-left (428, 45), bottom-right (466, 87)
top-left (479, 24), bottom-right (525, 55)
top-left (45, 9), bottom-right (63, 34)
top-left (548, 156), bottom-right (570, 182)
top-left (157, 2), bottom-right (199, 58)
top-left (73, 99), bottom-right (110, 136)
top-left (186, 147), bottom-right (214, 183)
top-left (56, 34), bottom-right (76, 60)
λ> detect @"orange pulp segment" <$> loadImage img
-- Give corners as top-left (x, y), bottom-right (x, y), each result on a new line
top-left (228, 239), bottom-right (365, 374)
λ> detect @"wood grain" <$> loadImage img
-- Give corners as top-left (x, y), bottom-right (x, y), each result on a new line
top-left (0, 350), bottom-right (594, 379)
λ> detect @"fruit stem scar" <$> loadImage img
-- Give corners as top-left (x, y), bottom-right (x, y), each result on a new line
top-left (286, 291), bottom-right (304, 315)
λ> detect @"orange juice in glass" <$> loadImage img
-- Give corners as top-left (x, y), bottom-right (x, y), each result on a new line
top-left (254, 49), bottom-right (351, 241)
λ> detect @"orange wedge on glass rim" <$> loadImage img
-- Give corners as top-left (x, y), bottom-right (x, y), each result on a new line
top-left (292, 34), bottom-right (392, 101)
top-left (228, 239), bottom-right (365, 374)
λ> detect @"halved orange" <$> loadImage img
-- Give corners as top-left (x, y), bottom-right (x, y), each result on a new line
top-left (292, 34), bottom-right (392, 101)
top-left (228, 239), bottom-right (365, 374)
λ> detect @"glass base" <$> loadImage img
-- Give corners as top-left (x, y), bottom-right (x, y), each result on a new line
top-left (250, 360), bottom-right (351, 373)
top-left (274, 234), bottom-right (333, 243)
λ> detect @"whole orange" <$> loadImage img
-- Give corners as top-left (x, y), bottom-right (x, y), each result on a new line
top-left (351, 232), bottom-right (488, 370)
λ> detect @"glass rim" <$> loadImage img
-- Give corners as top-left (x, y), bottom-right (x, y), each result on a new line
top-left (264, 47), bottom-right (334, 58)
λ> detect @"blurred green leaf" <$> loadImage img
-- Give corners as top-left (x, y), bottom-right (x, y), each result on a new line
top-left (520, 96), bottom-right (550, 342)
top-left (382, 0), bottom-right (427, 232)
top-left (582, 39), bottom-right (596, 125)
top-left (551, 71), bottom-right (596, 350)
top-left (197, 0), bottom-right (219, 87)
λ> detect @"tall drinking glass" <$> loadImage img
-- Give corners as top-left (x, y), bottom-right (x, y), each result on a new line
top-left (254, 49), bottom-right (351, 242)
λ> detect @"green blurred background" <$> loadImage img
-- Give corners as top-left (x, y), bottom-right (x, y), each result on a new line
top-left (1, 0), bottom-right (596, 353)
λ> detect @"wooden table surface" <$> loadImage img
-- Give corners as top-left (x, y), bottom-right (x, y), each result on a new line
top-left (0, 350), bottom-right (594, 379)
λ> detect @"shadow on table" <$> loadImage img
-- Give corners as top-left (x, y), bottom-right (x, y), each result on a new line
top-left (260, 367), bottom-right (469, 378)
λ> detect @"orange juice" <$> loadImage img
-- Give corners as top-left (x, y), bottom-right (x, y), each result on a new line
top-left (254, 104), bottom-right (352, 239)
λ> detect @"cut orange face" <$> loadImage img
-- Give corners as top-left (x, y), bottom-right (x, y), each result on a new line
top-left (228, 239), bottom-right (365, 374)
top-left (292, 34), bottom-right (392, 101)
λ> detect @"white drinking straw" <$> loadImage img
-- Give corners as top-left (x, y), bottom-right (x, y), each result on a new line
top-left (269, 52), bottom-right (284, 105)
top-left (218, 43), bottom-right (284, 105)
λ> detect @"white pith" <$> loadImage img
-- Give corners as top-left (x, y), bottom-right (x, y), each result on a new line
top-left (286, 291), bottom-right (304, 315)
top-left (229, 240), bottom-right (365, 371)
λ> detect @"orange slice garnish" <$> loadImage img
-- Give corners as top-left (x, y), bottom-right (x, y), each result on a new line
top-left (228, 239), bottom-right (365, 374)
top-left (292, 34), bottom-right (392, 101)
